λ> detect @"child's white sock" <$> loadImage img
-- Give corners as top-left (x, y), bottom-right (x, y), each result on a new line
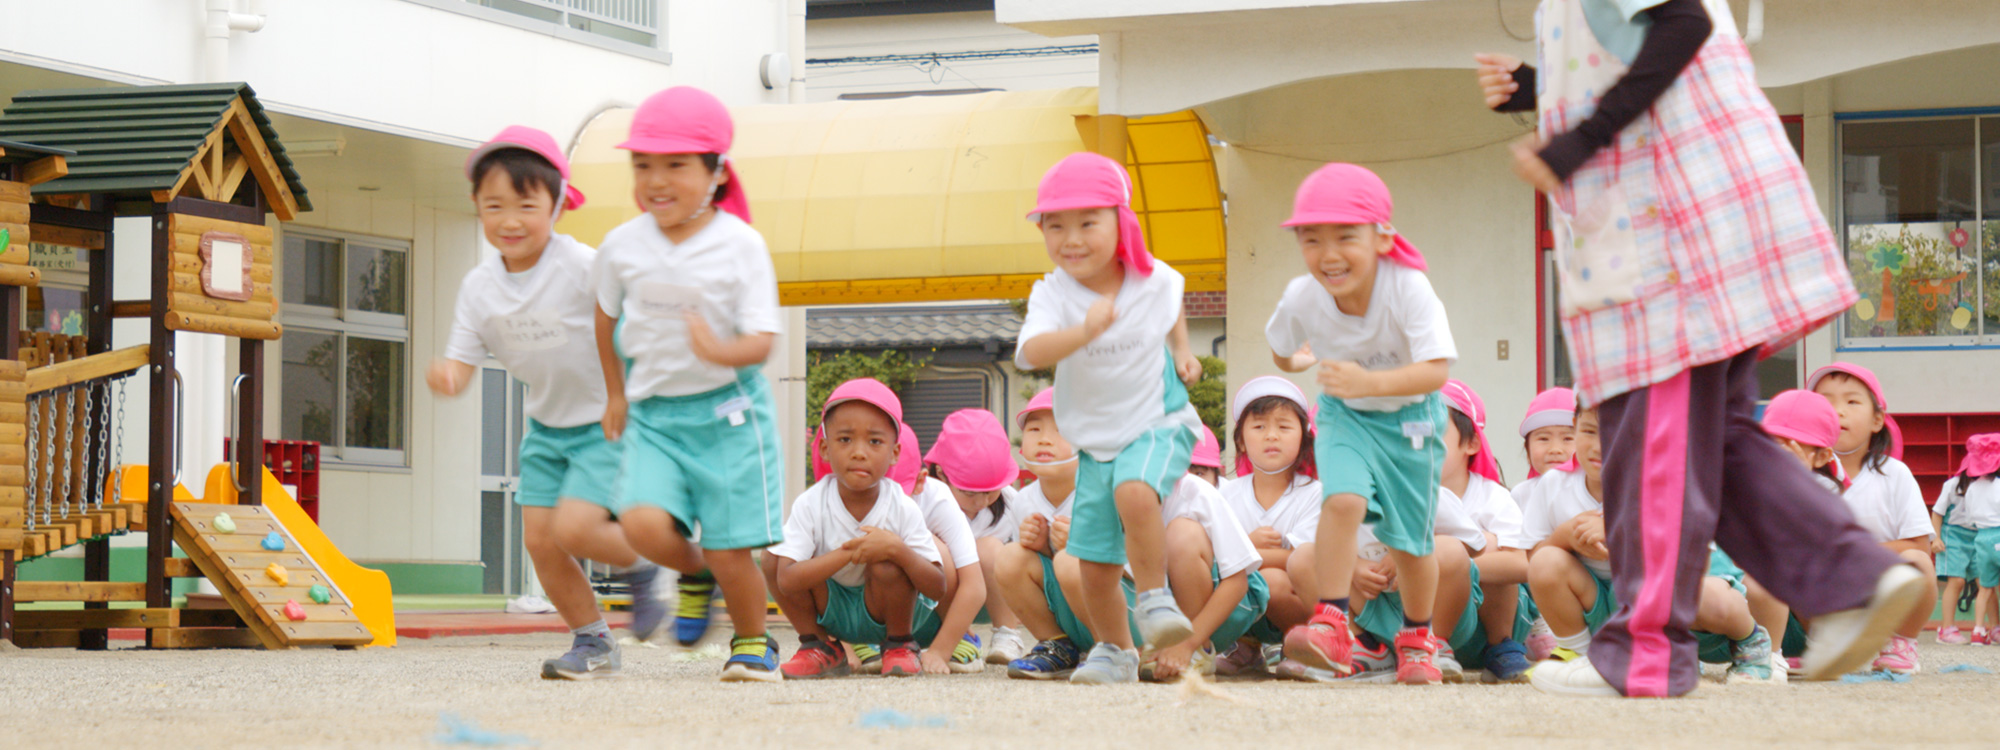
top-left (573, 620), bottom-right (612, 640)
top-left (1555, 630), bottom-right (1591, 657)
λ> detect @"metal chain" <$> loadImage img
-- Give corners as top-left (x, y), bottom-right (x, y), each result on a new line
top-left (37, 395), bottom-right (53, 525)
top-left (26, 393), bottom-right (39, 526)
top-left (58, 387), bottom-right (74, 519)
top-left (111, 380), bottom-right (126, 505)
top-left (88, 381), bottom-right (104, 510)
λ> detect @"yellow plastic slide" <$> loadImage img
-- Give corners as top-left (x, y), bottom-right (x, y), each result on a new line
top-left (201, 464), bottom-right (397, 646)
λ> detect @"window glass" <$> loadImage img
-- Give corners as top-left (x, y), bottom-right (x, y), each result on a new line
top-left (345, 336), bottom-right (406, 451)
top-left (1841, 119), bottom-right (1978, 339)
top-left (284, 236), bottom-right (341, 308)
top-left (282, 330), bottom-right (339, 445)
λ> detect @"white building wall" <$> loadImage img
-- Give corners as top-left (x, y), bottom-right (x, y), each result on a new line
top-left (806, 10), bottom-right (1096, 102)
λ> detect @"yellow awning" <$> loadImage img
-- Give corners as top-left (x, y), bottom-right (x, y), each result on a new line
top-left (559, 87), bottom-right (1224, 305)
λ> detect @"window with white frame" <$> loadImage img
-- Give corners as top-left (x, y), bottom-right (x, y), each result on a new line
top-left (1839, 114), bottom-right (2000, 347)
top-left (466, 0), bottom-right (659, 46)
top-left (280, 229), bottom-right (411, 466)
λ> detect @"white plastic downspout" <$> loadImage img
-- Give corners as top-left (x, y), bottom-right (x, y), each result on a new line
top-left (203, 0), bottom-right (267, 82)
top-left (787, 0), bottom-right (806, 104)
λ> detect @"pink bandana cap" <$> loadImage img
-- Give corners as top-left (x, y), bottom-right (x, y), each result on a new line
top-left (1962, 433), bottom-right (2000, 478)
top-left (1027, 152), bottom-right (1152, 276)
top-left (1806, 363), bottom-right (1903, 460)
top-left (925, 409), bottom-right (1018, 493)
top-left (1230, 376), bottom-right (1316, 479)
top-left (812, 421), bottom-right (923, 496)
top-left (1442, 380), bottom-right (1502, 485)
top-left (1191, 425), bottom-right (1223, 470)
top-left (465, 125), bottom-right (587, 213)
top-left (1761, 389), bottom-right (1840, 450)
top-left (618, 86), bottom-right (751, 225)
top-left (1282, 163), bottom-right (1426, 271)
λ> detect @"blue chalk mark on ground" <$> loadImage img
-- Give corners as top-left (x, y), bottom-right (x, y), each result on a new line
top-left (855, 708), bottom-right (951, 729)
top-left (435, 713), bottom-right (537, 746)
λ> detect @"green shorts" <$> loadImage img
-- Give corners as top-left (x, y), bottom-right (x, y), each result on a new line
top-left (1696, 548), bottom-right (1750, 664)
top-left (1355, 556), bottom-right (1487, 661)
top-left (1207, 566), bottom-right (1273, 652)
top-left (818, 580), bottom-right (942, 647)
top-left (515, 419), bottom-right (619, 509)
top-left (613, 370), bottom-right (786, 550)
top-left (1069, 425), bottom-right (1196, 566)
top-left (1315, 393), bottom-right (1446, 557)
top-left (1581, 567), bottom-right (1618, 636)
top-left (1041, 555), bottom-right (1140, 649)
top-left (1781, 614), bottom-right (1808, 658)
top-left (1939, 524), bottom-right (1978, 580)
top-left (1974, 528), bottom-right (2000, 588)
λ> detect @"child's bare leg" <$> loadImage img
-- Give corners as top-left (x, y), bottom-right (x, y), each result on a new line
top-left (1164, 518), bottom-right (1216, 617)
top-left (1475, 549), bottom-right (1529, 644)
top-left (863, 560), bottom-right (918, 639)
top-left (1079, 560), bottom-right (1136, 650)
top-left (977, 536), bottom-right (1021, 629)
top-left (1287, 544), bottom-right (1319, 602)
top-left (1313, 495), bottom-right (1367, 603)
top-left (1115, 481), bottom-right (1168, 592)
top-left (522, 506), bottom-right (601, 630)
top-left (1528, 548), bottom-right (1597, 638)
top-left (1388, 547), bottom-right (1439, 624)
top-left (552, 499), bottom-right (638, 568)
top-left (620, 507), bottom-right (706, 573)
top-left (706, 548), bottom-right (766, 637)
top-left (1975, 585), bottom-right (1994, 632)
top-left (763, 554), bottom-right (828, 639)
top-left (1743, 576), bottom-right (1790, 641)
top-left (936, 535), bottom-right (960, 606)
top-left (998, 544), bottom-right (1062, 640)
top-left (1893, 549), bottom-right (1936, 638)
top-left (1261, 567), bottom-right (1309, 631)
top-left (1939, 578), bottom-right (1965, 631)
top-left (1692, 577), bottom-right (1754, 641)
top-left (1428, 536), bottom-right (1471, 635)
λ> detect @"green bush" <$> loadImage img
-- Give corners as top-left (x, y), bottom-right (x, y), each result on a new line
top-left (805, 349), bottom-right (929, 431)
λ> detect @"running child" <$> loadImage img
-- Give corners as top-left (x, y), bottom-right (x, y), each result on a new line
top-left (1437, 381), bottom-right (1536, 683)
top-left (996, 388), bottom-right (1099, 679)
top-left (1809, 363), bottom-right (1937, 674)
top-left (769, 379), bottom-right (947, 678)
top-left (593, 86), bottom-right (787, 681)
top-left (1265, 162), bottom-right (1456, 684)
top-left (1478, 0), bottom-right (1920, 696)
top-left (1012, 152), bottom-right (1206, 684)
top-left (1215, 376), bottom-right (1321, 677)
top-left (1934, 434), bottom-right (2000, 644)
top-left (428, 126), bottom-right (660, 680)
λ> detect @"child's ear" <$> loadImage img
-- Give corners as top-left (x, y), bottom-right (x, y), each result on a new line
top-left (1464, 438), bottom-right (1481, 457)
top-left (1811, 447), bottom-right (1835, 469)
top-left (1374, 225), bottom-right (1397, 256)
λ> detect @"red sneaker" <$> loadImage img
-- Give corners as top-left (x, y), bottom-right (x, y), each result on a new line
top-left (1283, 606), bottom-right (1354, 675)
top-left (881, 641), bottom-right (922, 677)
top-left (781, 639), bottom-right (850, 679)
top-left (1394, 628), bottom-right (1441, 686)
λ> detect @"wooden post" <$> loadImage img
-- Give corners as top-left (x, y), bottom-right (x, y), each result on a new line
top-left (81, 201), bottom-right (114, 651)
top-left (145, 208), bottom-right (176, 622)
top-left (237, 337), bottom-right (262, 506)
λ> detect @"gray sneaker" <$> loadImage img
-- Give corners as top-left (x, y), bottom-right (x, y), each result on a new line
top-left (1069, 642), bottom-right (1140, 685)
top-left (623, 565), bottom-right (666, 643)
top-left (542, 634), bottom-right (622, 680)
top-left (1134, 588), bottom-right (1194, 651)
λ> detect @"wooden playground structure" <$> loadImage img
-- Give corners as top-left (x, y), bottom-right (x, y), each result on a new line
top-left (0, 83), bottom-right (392, 650)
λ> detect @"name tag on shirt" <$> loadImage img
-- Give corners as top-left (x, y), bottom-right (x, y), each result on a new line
top-left (716, 395), bottom-right (751, 426)
top-left (494, 309), bottom-right (569, 353)
top-left (1402, 419), bottom-right (1433, 450)
top-left (637, 281), bottom-right (708, 320)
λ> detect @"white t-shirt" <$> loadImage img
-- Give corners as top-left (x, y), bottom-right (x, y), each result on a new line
top-left (768, 477), bottom-right (942, 588)
top-left (1843, 458), bottom-right (1935, 543)
top-left (593, 212), bottom-right (782, 400)
top-left (1937, 476), bottom-right (2000, 530)
top-left (912, 481), bottom-right (981, 570)
top-left (1451, 474), bottom-right (1525, 549)
top-left (1014, 263), bottom-right (1202, 460)
top-left (1263, 263), bottom-right (1457, 412)
top-left (1515, 469), bottom-right (1611, 578)
top-left (1431, 483), bottom-right (1488, 554)
top-left (444, 235), bottom-right (608, 428)
top-left (1219, 474), bottom-right (1323, 549)
top-left (1015, 480), bottom-right (1075, 522)
top-left (1158, 475), bottom-right (1262, 580)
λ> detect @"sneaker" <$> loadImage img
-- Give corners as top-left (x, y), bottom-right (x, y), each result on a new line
top-left (720, 635), bottom-right (782, 683)
top-left (1069, 642), bottom-right (1140, 684)
top-left (1936, 626), bottom-right (1968, 645)
top-left (985, 626), bottom-right (1029, 665)
top-left (949, 634), bottom-right (985, 673)
top-left (540, 634), bottom-right (621, 680)
top-left (1140, 646), bottom-right (1218, 682)
top-left (1215, 640), bottom-right (1265, 677)
top-left (781, 638), bottom-right (850, 679)
top-left (851, 643), bottom-right (884, 675)
top-left (673, 571), bottom-right (717, 647)
top-left (1261, 643), bottom-right (1285, 669)
top-left (1007, 637), bottom-right (1084, 680)
top-left (1799, 564), bottom-right (1926, 681)
top-left (1870, 634), bottom-right (1919, 675)
top-left (1724, 626), bottom-right (1785, 685)
top-left (1530, 654), bottom-right (1621, 697)
top-left (623, 565), bottom-right (666, 643)
top-left (1972, 627), bottom-right (1991, 646)
top-left (1525, 617), bottom-right (1558, 661)
top-left (881, 641), bottom-right (922, 677)
top-left (1482, 638), bottom-right (1533, 683)
top-left (1283, 606), bottom-right (1355, 675)
top-left (505, 595), bottom-right (556, 614)
top-left (1394, 628), bottom-right (1442, 686)
top-left (1273, 660), bottom-right (1361, 683)
top-left (1548, 647), bottom-right (1582, 662)
top-left (1135, 588), bottom-right (1195, 650)
top-left (1339, 635), bottom-right (1399, 683)
top-left (1784, 656), bottom-right (1806, 677)
top-left (1434, 639), bottom-right (1464, 684)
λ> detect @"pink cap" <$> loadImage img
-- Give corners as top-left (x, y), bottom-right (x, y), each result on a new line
top-left (1230, 376), bottom-right (1316, 479)
top-left (1442, 380), bottom-right (1502, 485)
top-left (1962, 433), bottom-right (2000, 478)
top-left (1191, 425), bottom-right (1223, 470)
top-left (1519, 387), bottom-right (1577, 438)
top-left (618, 86), bottom-right (751, 224)
top-left (813, 422), bottom-right (922, 495)
top-left (925, 409), bottom-right (1018, 493)
top-left (1027, 152), bottom-right (1152, 276)
top-left (465, 125), bottom-right (586, 211)
top-left (820, 378), bottom-right (903, 432)
top-left (1282, 163), bottom-right (1426, 271)
top-left (1760, 389), bottom-right (1840, 450)
top-left (1806, 363), bottom-right (1903, 460)
top-left (1015, 387), bottom-right (1056, 430)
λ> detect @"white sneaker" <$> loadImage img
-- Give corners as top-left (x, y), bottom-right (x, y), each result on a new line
top-left (1800, 564), bottom-right (1927, 681)
top-left (506, 595), bottom-right (556, 614)
top-left (985, 626), bottom-right (1029, 665)
top-left (1529, 655), bottom-right (1621, 697)
top-left (1435, 641), bottom-right (1465, 684)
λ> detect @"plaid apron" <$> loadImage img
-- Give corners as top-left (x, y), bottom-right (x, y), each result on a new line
top-left (1538, 0), bottom-right (1857, 407)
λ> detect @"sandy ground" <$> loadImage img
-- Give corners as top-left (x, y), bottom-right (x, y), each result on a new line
top-left (4, 625), bottom-right (1999, 750)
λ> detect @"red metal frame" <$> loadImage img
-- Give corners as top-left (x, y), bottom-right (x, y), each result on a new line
top-left (223, 438), bottom-right (321, 522)
top-left (1535, 192), bottom-right (1552, 390)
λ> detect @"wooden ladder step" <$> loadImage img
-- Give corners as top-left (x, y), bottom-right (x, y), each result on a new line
top-left (168, 502), bottom-right (367, 650)
top-left (12, 581), bottom-right (146, 602)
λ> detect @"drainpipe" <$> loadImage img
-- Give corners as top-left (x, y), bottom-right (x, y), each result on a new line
top-left (1211, 334), bottom-right (1226, 358)
top-left (787, 0), bottom-right (806, 104)
top-left (204, 0), bottom-right (266, 83)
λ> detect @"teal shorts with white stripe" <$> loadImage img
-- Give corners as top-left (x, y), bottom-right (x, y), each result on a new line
top-left (1068, 424), bottom-right (1195, 566)
top-left (613, 370), bottom-right (786, 550)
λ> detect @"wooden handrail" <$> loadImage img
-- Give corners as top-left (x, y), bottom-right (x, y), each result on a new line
top-left (25, 344), bottom-right (149, 394)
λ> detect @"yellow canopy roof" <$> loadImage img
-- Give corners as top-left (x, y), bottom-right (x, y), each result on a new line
top-left (559, 87), bottom-right (1224, 305)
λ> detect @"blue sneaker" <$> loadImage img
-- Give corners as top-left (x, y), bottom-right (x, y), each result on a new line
top-left (674, 570), bottom-right (716, 647)
top-left (1006, 636), bottom-right (1083, 680)
top-left (540, 634), bottom-right (621, 680)
top-left (1482, 637), bottom-right (1533, 683)
top-left (720, 635), bottom-right (781, 683)
top-left (623, 565), bottom-right (666, 643)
